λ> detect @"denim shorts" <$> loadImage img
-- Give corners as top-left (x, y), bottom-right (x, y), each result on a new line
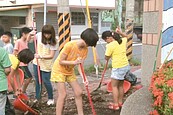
top-left (111, 65), bottom-right (130, 80)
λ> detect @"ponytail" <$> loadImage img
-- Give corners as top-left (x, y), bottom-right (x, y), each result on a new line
top-left (102, 31), bottom-right (122, 44)
top-left (111, 32), bottom-right (122, 44)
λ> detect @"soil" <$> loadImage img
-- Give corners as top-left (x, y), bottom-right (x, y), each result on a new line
top-left (12, 72), bottom-right (140, 115)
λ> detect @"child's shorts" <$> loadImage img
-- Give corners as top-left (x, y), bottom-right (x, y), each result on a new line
top-left (19, 66), bottom-right (32, 79)
top-left (111, 65), bottom-right (130, 80)
top-left (51, 73), bottom-right (77, 83)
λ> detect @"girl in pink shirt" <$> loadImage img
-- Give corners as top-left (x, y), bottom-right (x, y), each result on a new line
top-left (13, 27), bottom-right (33, 94)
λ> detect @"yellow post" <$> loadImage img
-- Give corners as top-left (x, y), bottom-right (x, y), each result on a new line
top-left (85, 0), bottom-right (99, 77)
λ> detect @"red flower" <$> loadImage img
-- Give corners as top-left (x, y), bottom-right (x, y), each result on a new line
top-left (149, 60), bottom-right (173, 114)
top-left (152, 88), bottom-right (163, 98)
top-left (155, 77), bottom-right (165, 86)
top-left (168, 92), bottom-right (173, 108)
top-left (149, 110), bottom-right (159, 115)
top-left (166, 79), bottom-right (173, 87)
top-left (153, 95), bottom-right (162, 107)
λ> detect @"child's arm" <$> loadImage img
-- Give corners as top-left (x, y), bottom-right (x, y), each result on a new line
top-left (116, 27), bottom-right (127, 37)
top-left (8, 69), bottom-right (22, 96)
top-left (8, 69), bottom-right (17, 92)
top-left (13, 49), bottom-right (18, 56)
top-left (59, 53), bottom-right (83, 66)
top-left (27, 30), bottom-right (36, 42)
top-left (35, 50), bottom-right (56, 59)
top-left (105, 55), bottom-right (111, 61)
top-left (13, 40), bottom-right (19, 55)
top-left (4, 67), bottom-right (11, 76)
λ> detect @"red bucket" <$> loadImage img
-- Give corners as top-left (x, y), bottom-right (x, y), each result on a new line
top-left (13, 94), bottom-right (38, 114)
top-left (107, 80), bottom-right (131, 93)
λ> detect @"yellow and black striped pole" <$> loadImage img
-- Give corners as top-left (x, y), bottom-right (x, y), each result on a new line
top-left (125, 19), bottom-right (133, 60)
top-left (58, 13), bottom-right (71, 52)
top-left (57, 0), bottom-right (71, 52)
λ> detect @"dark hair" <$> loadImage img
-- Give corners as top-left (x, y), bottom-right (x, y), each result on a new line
top-left (41, 25), bottom-right (56, 46)
top-left (21, 27), bottom-right (32, 34)
top-left (102, 31), bottom-right (122, 44)
top-left (3, 31), bottom-right (12, 38)
top-left (18, 49), bottom-right (34, 64)
top-left (80, 28), bottom-right (99, 47)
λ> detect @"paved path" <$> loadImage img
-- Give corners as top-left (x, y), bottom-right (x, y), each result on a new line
top-left (120, 66), bottom-right (153, 115)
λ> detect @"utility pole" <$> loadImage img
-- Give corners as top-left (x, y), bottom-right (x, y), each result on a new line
top-left (44, 0), bottom-right (47, 25)
top-left (57, 0), bottom-right (71, 52)
top-left (117, 0), bottom-right (123, 28)
top-left (125, 0), bottom-right (134, 60)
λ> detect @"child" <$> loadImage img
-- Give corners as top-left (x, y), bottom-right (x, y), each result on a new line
top-left (101, 28), bottom-right (130, 110)
top-left (51, 28), bottom-right (99, 115)
top-left (0, 25), bottom-right (4, 47)
top-left (2, 31), bottom-right (14, 54)
top-left (13, 27), bottom-right (33, 94)
top-left (8, 48), bottom-right (34, 96)
top-left (0, 47), bottom-right (11, 115)
top-left (33, 24), bottom-right (57, 105)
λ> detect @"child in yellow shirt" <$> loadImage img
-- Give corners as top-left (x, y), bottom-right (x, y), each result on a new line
top-left (51, 28), bottom-right (99, 115)
top-left (8, 49), bottom-right (34, 96)
top-left (102, 28), bottom-right (130, 110)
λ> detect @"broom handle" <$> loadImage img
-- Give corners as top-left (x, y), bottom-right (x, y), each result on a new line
top-left (153, 30), bottom-right (162, 72)
top-left (160, 47), bottom-right (173, 69)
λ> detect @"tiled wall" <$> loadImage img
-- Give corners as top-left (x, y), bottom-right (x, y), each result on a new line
top-left (141, 0), bottom-right (163, 86)
top-left (142, 0), bottom-right (163, 45)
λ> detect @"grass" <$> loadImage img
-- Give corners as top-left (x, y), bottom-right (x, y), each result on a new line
top-left (129, 58), bottom-right (141, 66)
top-left (74, 64), bottom-right (99, 75)
top-left (74, 58), bottom-right (141, 75)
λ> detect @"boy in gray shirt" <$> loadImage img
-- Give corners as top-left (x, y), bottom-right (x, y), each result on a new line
top-left (1, 31), bottom-right (14, 54)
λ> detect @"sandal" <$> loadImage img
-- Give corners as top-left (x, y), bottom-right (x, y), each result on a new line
top-left (108, 102), bottom-right (120, 110)
top-left (119, 103), bottom-right (123, 107)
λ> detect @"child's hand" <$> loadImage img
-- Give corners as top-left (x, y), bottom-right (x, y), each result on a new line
top-left (27, 30), bottom-right (36, 42)
top-left (82, 76), bottom-right (89, 86)
top-left (83, 79), bottom-right (89, 86)
top-left (15, 89), bottom-right (22, 96)
top-left (29, 30), bottom-right (37, 36)
top-left (74, 57), bottom-right (83, 65)
top-left (115, 26), bottom-right (122, 34)
top-left (35, 54), bottom-right (42, 59)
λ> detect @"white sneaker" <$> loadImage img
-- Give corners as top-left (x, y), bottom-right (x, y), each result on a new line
top-left (33, 99), bottom-right (38, 103)
top-left (47, 99), bottom-right (54, 106)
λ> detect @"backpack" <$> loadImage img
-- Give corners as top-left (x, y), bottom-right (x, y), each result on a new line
top-left (125, 71), bottom-right (137, 85)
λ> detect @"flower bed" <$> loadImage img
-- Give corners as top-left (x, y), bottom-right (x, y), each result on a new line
top-left (149, 60), bottom-right (173, 115)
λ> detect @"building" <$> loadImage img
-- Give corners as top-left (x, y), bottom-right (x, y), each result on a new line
top-left (0, 0), bottom-right (115, 38)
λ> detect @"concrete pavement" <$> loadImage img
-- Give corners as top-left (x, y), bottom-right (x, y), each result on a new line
top-left (120, 68), bottom-right (153, 115)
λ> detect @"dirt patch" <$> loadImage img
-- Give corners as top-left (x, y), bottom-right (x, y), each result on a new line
top-left (12, 70), bottom-right (140, 115)
top-left (13, 83), bottom-right (138, 115)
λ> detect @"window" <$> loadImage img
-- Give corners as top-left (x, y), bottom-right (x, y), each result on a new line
top-left (19, 17), bottom-right (25, 25)
top-left (71, 12), bottom-right (85, 25)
